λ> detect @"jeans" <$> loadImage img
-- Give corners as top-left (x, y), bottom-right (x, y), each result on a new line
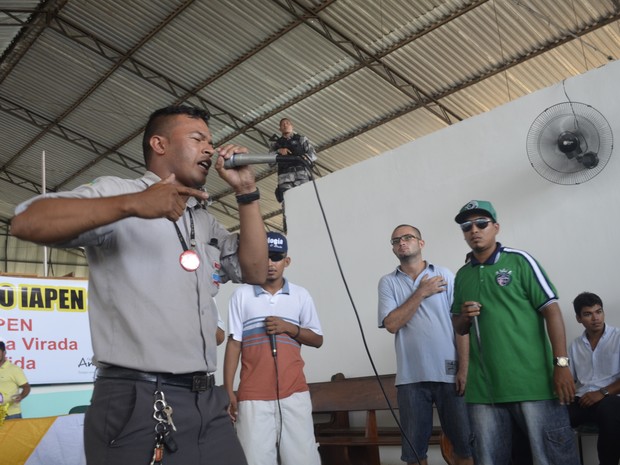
top-left (398, 382), bottom-right (473, 463)
top-left (468, 400), bottom-right (579, 465)
top-left (568, 395), bottom-right (620, 465)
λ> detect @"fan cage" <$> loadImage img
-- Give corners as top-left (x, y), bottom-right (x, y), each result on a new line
top-left (526, 102), bottom-right (613, 185)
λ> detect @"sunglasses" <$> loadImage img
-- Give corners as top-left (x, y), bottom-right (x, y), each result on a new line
top-left (268, 253), bottom-right (287, 262)
top-left (459, 218), bottom-right (493, 232)
top-left (390, 234), bottom-right (420, 246)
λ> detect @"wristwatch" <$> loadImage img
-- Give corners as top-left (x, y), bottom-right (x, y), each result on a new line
top-left (599, 387), bottom-right (610, 397)
top-left (553, 356), bottom-right (570, 367)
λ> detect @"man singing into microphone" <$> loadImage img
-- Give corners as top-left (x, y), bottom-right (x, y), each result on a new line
top-left (224, 232), bottom-right (323, 465)
top-left (11, 105), bottom-right (268, 465)
top-left (451, 200), bottom-right (579, 465)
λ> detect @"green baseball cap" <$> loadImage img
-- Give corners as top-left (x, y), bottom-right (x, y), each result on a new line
top-left (455, 200), bottom-right (498, 224)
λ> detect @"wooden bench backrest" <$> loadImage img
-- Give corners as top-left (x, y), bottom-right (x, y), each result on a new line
top-left (309, 373), bottom-right (397, 413)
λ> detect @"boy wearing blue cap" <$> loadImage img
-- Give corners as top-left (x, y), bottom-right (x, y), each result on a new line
top-left (224, 232), bottom-right (323, 465)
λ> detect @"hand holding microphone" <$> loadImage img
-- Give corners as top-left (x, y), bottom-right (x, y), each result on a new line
top-left (462, 301), bottom-right (482, 348)
top-left (265, 316), bottom-right (278, 357)
top-left (462, 301), bottom-right (481, 318)
top-left (269, 333), bottom-right (277, 357)
top-left (214, 144), bottom-right (259, 191)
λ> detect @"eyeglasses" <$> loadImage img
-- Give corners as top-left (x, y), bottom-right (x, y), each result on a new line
top-left (269, 253), bottom-right (287, 262)
top-left (459, 218), bottom-right (493, 232)
top-left (390, 234), bottom-right (420, 246)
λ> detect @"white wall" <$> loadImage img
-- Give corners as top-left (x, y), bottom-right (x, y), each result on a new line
top-left (217, 59), bottom-right (620, 388)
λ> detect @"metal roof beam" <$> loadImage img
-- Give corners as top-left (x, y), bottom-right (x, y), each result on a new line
top-left (0, 9), bottom-right (38, 26)
top-left (251, 13), bottom-right (620, 224)
top-left (0, 96), bottom-right (145, 181)
top-left (2, 2), bottom-right (618, 234)
top-left (39, 15), bottom-right (284, 171)
top-left (0, 0), bottom-right (69, 85)
top-left (46, 3), bottom-right (335, 164)
top-left (2, 1), bottom-right (339, 194)
top-left (1, 1), bottom-right (196, 173)
top-left (271, 0), bottom-right (471, 125)
top-left (45, 2), bottom-right (335, 144)
top-left (0, 169), bottom-right (42, 195)
top-left (315, 11), bottom-right (620, 152)
top-left (218, 0), bottom-right (489, 144)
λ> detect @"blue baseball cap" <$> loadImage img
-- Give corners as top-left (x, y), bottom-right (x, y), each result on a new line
top-left (267, 232), bottom-right (287, 253)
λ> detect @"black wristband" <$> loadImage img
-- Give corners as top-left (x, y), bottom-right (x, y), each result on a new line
top-left (291, 325), bottom-right (301, 339)
top-left (235, 189), bottom-right (260, 204)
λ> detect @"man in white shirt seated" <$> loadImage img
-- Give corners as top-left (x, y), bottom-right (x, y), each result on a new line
top-left (568, 292), bottom-right (620, 465)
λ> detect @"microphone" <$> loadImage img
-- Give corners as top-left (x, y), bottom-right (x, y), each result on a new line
top-left (464, 302), bottom-right (482, 349)
top-left (223, 154), bottom-right (301, 169)
top-left (269, 333), bottom-right (277, 358)
top-left (473, 316), bottom-right (481, 350)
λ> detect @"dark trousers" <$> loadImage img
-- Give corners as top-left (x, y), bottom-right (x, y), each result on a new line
top-left (84, 377), bottom-right (247, 465)
top-left (568, 395), bottom-right (620, 465)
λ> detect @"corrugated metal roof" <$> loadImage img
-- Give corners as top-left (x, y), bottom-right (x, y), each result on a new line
top-left (0, 1), bottom-right (41, 55)
top-left (1, 0), bottom-right (620, 274)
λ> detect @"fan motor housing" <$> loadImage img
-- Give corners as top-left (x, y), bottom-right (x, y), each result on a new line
top-left (557, 131), bottom-right (581, 155)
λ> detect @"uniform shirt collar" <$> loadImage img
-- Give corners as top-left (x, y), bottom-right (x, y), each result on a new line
top-left (466, 242), bottom-right (503, 266)
top-left (253, 278), bottom-right (290, 296)
top-left (142, 171), bottom-right (160, 186)
top-left (395, 261), bottom-right (435, 276)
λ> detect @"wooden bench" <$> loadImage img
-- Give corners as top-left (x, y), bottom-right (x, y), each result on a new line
top-left (308, 373), bottom-right (448, 465)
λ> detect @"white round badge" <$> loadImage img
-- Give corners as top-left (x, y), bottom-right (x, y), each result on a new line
top-left (179, 250), bottom-right (200, 272)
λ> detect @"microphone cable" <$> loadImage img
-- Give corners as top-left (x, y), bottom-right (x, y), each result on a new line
top-left (296, 159), bottom-right (423, 465)
top-left (271, 336), bottom-right (283, 465)
top-left (264, 320), bottom-right (284, 464)
top-left (471, 311), bottom-right (495, 405)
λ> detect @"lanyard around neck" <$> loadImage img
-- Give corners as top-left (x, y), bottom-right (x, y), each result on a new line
top-left (174, 209), bottom-right (200, 272)
top-left (173, 208), bottom-right (195, 252)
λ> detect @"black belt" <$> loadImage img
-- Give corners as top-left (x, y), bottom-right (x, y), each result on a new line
top-left (97, 366), bottom-right (215, 392)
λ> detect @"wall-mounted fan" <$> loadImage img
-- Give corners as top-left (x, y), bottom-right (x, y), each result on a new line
top-left (526, 102), bottom-right (613, 185)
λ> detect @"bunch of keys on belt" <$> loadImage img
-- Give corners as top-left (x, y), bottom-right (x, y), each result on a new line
top-left (151, 390), bottom-right (178, 465)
